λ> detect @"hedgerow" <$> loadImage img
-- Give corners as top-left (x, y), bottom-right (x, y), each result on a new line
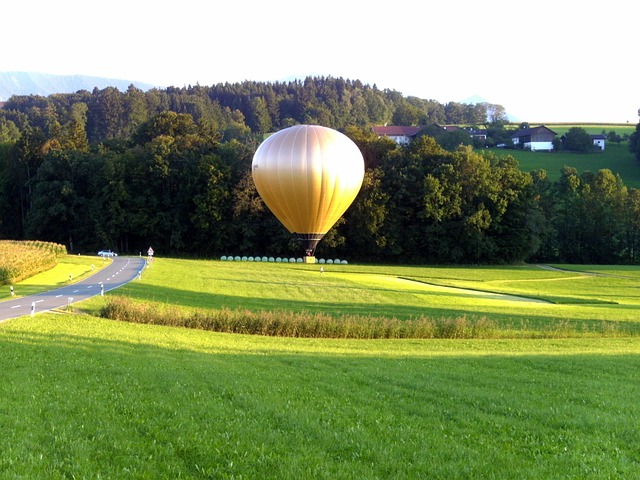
top-left (100, 296), bottom-right (497, 339)
top-left (0, 240), bottom-right (67, 284)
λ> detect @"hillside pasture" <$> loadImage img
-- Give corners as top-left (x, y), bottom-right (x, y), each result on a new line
top-left (541, 124), bottom-right (636, 137)
top-left (488, 144), bottom-right (640, 187)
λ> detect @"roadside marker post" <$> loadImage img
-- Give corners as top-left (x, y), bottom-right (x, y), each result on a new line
top-left (30, 302), bottom-right (35, 317)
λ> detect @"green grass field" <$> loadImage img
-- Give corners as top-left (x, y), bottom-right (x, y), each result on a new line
top-left (91, 259), bottom-right (640, 334)
top-left (488, 144), bottom-right (640, 188)
top-left (2, 258), bottom-right (640, 478)
top-left (542, 124), bottom-right (636, 137)
top-left (2, 314), bottom-right (639, 479)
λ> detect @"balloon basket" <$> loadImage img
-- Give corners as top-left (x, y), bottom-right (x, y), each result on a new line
top-left (303, 256), bottom-right (316, 264)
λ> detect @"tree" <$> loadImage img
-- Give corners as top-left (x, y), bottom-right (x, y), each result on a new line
top-left (622, 188), bottom-right (640, 263)
top-left (438, 130), bottom-right (472, 151)
top-left (562, 127), bottom-right (593, 153)
top-left (607, 130), bottom-right (622, 146)
top-left (578, 169), bottom-right (627, 263)
top-left (0, 117), bottom-right (20, 143)
top-left (189, 154), bottom-right (231, 254)
top-left (247, 97), bottom-right (272, 133)
top-left (343, 125), bottom-right (396, 169)
top-left (444, 102), bottom-right (465, 124)
top-left (25, 150), bottom-right (93, 251)
top-left (340, 168), bottom-right (390, 259)
top-left (629, 122), bottom-right (640, 162)
top-left (484, 103), bottom-right (508, 125)
top-left (551, 166), bottom-right (584, 261)
top-left (86, 87), bottom-right (126, 143)
top-left (392, 99), bottom-right (422, 125)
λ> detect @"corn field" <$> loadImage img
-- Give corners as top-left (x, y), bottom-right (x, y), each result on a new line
top-left (0, 240), bottom-right (67, 284)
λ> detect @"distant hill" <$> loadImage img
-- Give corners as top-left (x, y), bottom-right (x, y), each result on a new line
top-left (0, 71), bottom-right (156, 100)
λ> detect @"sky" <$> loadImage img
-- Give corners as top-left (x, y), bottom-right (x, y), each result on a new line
top-left (4, 0), bottom-right (638, 123)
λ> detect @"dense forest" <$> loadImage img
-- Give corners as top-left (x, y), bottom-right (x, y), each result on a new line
top-left (1, 76), bottom-right (640, 264)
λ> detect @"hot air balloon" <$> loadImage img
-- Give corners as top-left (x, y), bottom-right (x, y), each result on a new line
top-left (252, 125), bottom-right (364, 259)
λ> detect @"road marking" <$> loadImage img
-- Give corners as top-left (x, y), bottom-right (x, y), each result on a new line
top-left (35, 300), bottom-right (44, 303)
top-left (55, 294), bottom-right (63, 298)
top-left (73, 290), bottom-right (80, 293)
top-left (11, 305), bottom-right (21, 309)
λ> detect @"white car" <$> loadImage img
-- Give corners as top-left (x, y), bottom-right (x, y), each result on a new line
top-left (97, 250), bottom-right (118, 257)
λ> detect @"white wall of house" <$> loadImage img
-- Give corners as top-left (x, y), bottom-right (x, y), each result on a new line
top-left (526, 141), bottom-right (554, 152)
top-left (593, 139), bottom-right (605, 150)
top-left (389, 135), bottom-right (411, 145)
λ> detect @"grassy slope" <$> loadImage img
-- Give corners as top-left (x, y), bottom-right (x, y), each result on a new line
top-left (487, 144), bottom-right (640, 187)
top-left (3, 258), bottom-right (640, 477)
top-left (2, 314), bottom-right (639, 479)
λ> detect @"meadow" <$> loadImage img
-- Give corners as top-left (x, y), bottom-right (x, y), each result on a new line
top-left (541, 124), bottom-right (636, 137)
top-left (94, 258), bottom-right (640, 337)
top-left (489, 144), bottom-right (640, 187)
top-left (2, 258), bottom-right (640, 478)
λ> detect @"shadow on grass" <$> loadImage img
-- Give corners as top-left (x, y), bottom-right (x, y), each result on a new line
top-left (108, 281), bottom-right (640, 337)
top-left (114, 279), bottom-right (528, 321)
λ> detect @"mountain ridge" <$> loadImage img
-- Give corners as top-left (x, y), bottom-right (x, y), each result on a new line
top-left (0, 71), bottom-right (156, 100)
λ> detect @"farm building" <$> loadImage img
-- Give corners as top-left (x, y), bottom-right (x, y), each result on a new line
top-left (372, 126), bottom-right (423, 145)
top-left (592, 134), bottom-right (606, 151)
top-left (435, 124), bottom-right (459, 132)
top-left (510, 125), bottom-right (557, 151)
top-left (435, 124), bottom-right (487, 142)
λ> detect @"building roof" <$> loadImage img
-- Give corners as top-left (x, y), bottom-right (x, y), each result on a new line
top-left (468, 129), bottom-right (487, 136)
top-left (510, 125), bottom-right (557, 138)
top-left (372, 126), bottom-right (422, 136)
top-left (437, 125), bottom-right (459, 132)
top-left (591, 134), bottom-right (607, 140)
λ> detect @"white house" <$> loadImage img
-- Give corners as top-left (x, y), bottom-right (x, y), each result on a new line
top-left (592, 134), bottom-right (606, 151)
top-left (372, 126), bottom-right (422, 146)
top-left (510, 125), bottom-right (557, 151)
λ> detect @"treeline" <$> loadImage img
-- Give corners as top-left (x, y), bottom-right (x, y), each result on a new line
top-left (0, 78), bottom-right (639, 264)
top-left (0, 76), bottom-right (506, 145)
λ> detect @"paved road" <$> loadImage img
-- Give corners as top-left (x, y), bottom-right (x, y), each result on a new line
top-left (0, 256), bottom-right (147, 322)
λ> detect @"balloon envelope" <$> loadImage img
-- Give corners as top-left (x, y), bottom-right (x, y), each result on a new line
top-left (252, 125), bottom-right (364, 255)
